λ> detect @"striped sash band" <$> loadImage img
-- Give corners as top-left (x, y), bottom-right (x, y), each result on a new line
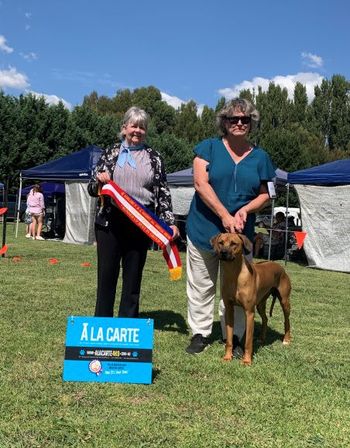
top-left (101, 181), bottom-right (182, 280)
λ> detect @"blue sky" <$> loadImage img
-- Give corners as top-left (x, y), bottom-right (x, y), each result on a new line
top-left (0, 0), bottom-right (349, 111)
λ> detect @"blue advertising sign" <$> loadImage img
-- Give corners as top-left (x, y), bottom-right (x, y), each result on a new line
top-left (63, 316), bottom-right (154, 384)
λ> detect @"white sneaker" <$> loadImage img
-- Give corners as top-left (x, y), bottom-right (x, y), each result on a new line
top-left (25, 233), bottom-right (31, 238)
top-left (35, 236), bottom-right (45, 241)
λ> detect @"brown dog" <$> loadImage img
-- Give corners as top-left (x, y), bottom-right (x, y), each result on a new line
top-left (211, 233), bottom-right (291, 365)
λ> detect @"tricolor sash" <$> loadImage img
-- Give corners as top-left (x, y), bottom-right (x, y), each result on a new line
top-left (100, 181), bottom-right (182, 281)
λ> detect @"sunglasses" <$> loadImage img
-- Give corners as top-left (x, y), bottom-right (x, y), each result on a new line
top-left (225, 116), bottom-right (251, 125)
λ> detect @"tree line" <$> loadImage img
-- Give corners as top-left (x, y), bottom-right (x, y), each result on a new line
top-left (1, 74), bottom-right (349, 192)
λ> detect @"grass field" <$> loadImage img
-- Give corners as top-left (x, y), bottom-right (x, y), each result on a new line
top-left (0, 224), bottom-right (349, 447)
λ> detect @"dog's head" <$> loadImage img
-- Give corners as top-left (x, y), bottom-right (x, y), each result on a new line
top-left (210, 232), bottom-right (252, 261)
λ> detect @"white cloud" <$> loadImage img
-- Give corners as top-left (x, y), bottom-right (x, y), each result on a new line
top-left (301, 52), bottom-right (323, 68)
top-left (197, 104), bottom-right (205, 116)
top-left (161, 92), bottom-right (206, 116)
top-left (0, 35), bottom-right (14, 53)
top-left (25, 12), bottom-right (32, 19)
top-left (0, 67), bottom-right (29, 89)
top-left (218, 72), bottom-right (324, 102)
top-left (161, 91), bottom-right (187, 109)
top-left (20, 51), bottom-right (38, 61)
top-left (28, 90), bottom-right (72, 110)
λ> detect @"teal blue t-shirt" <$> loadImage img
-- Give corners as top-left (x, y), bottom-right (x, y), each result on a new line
top-left (186, 138), bottom-right (276, 251)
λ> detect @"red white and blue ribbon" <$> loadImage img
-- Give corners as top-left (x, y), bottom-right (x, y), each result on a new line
top-left (100, 181), bottom-right (182, 281)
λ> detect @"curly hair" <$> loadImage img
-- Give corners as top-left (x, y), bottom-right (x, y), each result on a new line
top-left (216, 98), bottom-right (260, 136)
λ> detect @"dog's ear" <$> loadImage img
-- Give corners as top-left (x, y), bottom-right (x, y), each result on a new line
top-left (238, 234), bottom-right (253, 255)
top-left (210, 233), bottom-right (220, 249)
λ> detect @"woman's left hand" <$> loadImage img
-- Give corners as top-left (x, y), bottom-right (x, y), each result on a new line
top-left (234, 208), bottom-right (248, 232)
top-left (169, 225), bottom-right (180, 240)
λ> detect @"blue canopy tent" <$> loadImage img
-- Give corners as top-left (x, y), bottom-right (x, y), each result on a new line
top-left (21, 182), bottom-right (65, 197)
top-left (17, 145), bottom-right (102, 244)
top-left (288, 159), bottom-right (350, 185)
top-left (287, 159), bottom-right (350, 272)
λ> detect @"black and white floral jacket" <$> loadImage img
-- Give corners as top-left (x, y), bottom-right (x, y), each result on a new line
top-left (88, 142), bottom-right (175, 227)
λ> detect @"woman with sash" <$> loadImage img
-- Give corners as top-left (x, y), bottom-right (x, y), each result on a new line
top-left (88, 107), bottom-right (179, 318)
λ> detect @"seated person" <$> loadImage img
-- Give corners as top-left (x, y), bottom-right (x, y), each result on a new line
top-left (254, 212), bottom-right (286, 257)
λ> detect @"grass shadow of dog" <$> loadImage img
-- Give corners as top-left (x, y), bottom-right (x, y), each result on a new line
top-left (212, 320), bottom-right (286, 354)
top-left (140, 310), bottom-right (188, 335)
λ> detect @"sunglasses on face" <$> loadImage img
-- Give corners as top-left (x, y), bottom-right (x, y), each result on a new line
top-left (225, 116), bottom-right (251, 125)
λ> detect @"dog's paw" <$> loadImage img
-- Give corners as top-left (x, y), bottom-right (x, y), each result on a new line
top-left (222, 354), bottom-right (233, 362)
top-left (240, 357), bottom-right (252, 366)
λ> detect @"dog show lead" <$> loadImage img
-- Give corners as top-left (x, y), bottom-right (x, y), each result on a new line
top-left (88, 107), bottom-right (179, 318)
top-left (185, 98), bottom-right (276, 355)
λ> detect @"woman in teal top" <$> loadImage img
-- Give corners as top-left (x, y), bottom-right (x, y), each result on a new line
top-left (187, 138), bottom-right (275, 250)
top-left (185, 98), bottom-right (276, 355)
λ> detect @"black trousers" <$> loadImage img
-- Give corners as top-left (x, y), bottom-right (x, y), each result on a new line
top-left (95, 208), bottom-right (150, 318)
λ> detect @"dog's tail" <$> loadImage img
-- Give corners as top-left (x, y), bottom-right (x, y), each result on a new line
top-left (269, 289), bottom-right (278, 317)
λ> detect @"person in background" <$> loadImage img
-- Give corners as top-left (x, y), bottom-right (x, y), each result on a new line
top-left (26, 184), bottom-right (45, 240)
top-left (88, 106), bottom-right (179, 318)
top-left (185, 98), bottom-right (276, 355)
top-left (254, 211), bottom-right (286, 258)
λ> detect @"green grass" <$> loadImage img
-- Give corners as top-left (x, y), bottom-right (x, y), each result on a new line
top-left (0, 224), bottom-right (349, 447)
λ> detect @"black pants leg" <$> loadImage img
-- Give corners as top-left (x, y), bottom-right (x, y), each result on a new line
top-left (118, 240), bottom-right (148, 318)
top-left (94, 209), bottom-right (150, 318)
top-left (95, 224), bottom-right (121, 317)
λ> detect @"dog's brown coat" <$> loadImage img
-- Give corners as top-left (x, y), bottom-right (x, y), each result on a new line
top-left (211, 233), bottom-right (291, 365)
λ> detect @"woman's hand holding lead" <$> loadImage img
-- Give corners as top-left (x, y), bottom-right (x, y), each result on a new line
top-left (96, 171), bottom-right (111, 184)
top-left (221, 214), bottom-right (237, 233)
top-left (169, 225), bottom-right (180, 240)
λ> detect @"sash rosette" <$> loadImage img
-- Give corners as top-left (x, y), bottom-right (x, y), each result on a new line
top-left (100, 181), bottom-right (182, 281)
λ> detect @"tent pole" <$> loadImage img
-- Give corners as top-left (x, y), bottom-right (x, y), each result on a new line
top-left (15, 174), bottom-right (23, 238)
top-left (268, 199), bottom-right (275, 260)
top-left (284, 183), bottom-right (290, 265)
top-left (1, 178), bottom-right (9, 257)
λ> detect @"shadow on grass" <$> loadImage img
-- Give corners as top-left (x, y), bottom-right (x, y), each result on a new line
top-left (152, 367), bottom-right (161, 382)
top-left (140, 310), bottom-right (188, 335)
top-left (211, 320), bottom-right (286, 355)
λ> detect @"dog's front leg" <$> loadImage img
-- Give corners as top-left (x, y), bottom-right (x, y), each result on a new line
top-left (223, 300), bottom-right (234, 361)
top-left (241, 310), bottom-right (255, 365)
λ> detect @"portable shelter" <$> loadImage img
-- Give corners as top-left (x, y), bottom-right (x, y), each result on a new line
top-left (18, 145), bottom-right (102, 244)
top-left (287, 159), bottom-right (350, 272)
top-left (167, 168), bottom-right (195, 215)
top-left (22, 182), bottom-right (65, 197)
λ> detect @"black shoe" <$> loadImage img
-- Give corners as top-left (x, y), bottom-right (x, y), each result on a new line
top-left (186, 334), bottom-right (210, 355)
top-left (233, 335), bottom-right (244, 359)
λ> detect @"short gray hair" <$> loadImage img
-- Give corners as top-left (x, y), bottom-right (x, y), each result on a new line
top-left (216, 98), bottom-right (260, 136)
top-left (120, 106), bottom-right (149, 139)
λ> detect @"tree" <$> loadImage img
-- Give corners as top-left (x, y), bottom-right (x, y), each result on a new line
top-left (200, 105), bottom-right (216, 139)
top-left (291, 82), bottom-right (308, 124)
top-left (174, 101), bottom-right (203, 145)
top-left (148, 132), bottom-right (192, 173)
top-left (328, 75), bottom-right (350, 150)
